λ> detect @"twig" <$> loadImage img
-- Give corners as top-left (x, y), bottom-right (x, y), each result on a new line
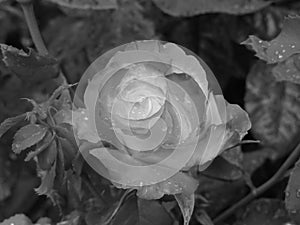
top-left (18, 0), bottom-right (48, 55)
top-left (213, 142), bottom-right (300, 224)
top-left (223, 140), bottom-right (260, 152)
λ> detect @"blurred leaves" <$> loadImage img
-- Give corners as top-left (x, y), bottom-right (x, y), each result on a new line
top-left (45, 0), bottom-right (118, 11)
top-left (234, 199), bottom-right (292, 225)
top-left (285, 154), bottom-right (300, 224)
top-left (44, 0), bottom-right (155, 83)
top-left (245, 61), bottom-right (300, 158)
top-left (0, 44), bottom-right (58, 82)
top-left (195, 177), bottom-right (248, 218)
top-left (152, 0), bottom-right (273, 17)
top-left (0, 214), bottom-right (32, 225)
top-left (0, 1), bottom-right (300, 225)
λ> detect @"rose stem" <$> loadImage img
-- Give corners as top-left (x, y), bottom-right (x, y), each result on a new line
top-left (213, 141), bottom-right (300, 224)
top-left (18, 0), bottom-right (70, 86)
top-left (18, 0), bottom-right (48, 56)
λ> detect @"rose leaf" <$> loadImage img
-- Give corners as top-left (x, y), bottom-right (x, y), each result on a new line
top-left (0, 44), bottom-right (58, 82)
top-left (152, 0), bottom-right (272, 17)
top-left (12, 124), bottom-right (48, 154)
top-left (272, 53), bottom-right (300, 84)
top-left (242, 16), bottom-right (300, 64)
top-left (0, 113), bottom-right (26, 139)
top-left (285, 156), bottom-right (300, 224)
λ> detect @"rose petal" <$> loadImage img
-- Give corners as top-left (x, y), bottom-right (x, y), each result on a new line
top-left (184, 98), bottom-right (251, 169)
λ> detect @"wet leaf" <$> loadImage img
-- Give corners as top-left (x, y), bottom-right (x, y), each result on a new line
top-left (285, 156), bottom-right (300, 224)
top-left (0, 113), bottom-right (26, 138)
top-left (245, 61), bottom-right (300, 158)
top-left (152, 0), bottom-right (272, 17)
top-left (234, 199), bottom-right (292, 225)
top-left (0, 214), bottom-right (32, 225)
top-left (242, 15), bottom-right (300, 63)
top-left (273, 53), bottom-right (300, 84)
top-left (45, 0), bottom-right (118, 11)
top-left (175, 193), bottom-right (195, 225)
top-left (0, 44), bottom-right (58, 82)
top-left (12, 124), bottom-right (48, 154)
top-left (133, 172), bottom-right (198, 200)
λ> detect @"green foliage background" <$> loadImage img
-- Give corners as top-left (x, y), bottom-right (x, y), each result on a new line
top-left (0, 0), bottom-right (300, 225)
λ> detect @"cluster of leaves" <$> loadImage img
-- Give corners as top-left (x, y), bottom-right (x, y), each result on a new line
top-left (0, 0), bottom-right (300, 225)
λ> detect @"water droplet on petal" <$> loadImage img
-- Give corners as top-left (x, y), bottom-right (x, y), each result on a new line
top-left (291, 45), bottom-right (296, 48)
top-left (278, 54), bottom-right (283, 59)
